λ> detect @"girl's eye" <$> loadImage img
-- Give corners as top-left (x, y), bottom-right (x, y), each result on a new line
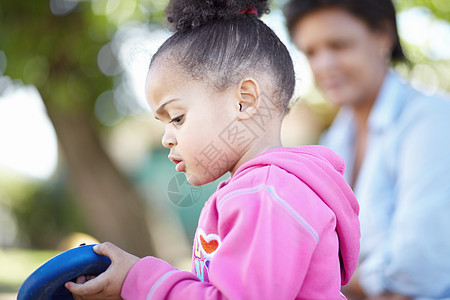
top-left (169, 115), bottom-right (184, 124)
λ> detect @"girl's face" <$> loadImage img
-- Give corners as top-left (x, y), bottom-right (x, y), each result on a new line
top-left (292, 8), bottom-right (391, 107)
top-left (145, 60), bottom-right (243, 186)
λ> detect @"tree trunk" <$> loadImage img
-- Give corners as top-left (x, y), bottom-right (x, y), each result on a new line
top-left (46, 106), bottom-right (155, 257)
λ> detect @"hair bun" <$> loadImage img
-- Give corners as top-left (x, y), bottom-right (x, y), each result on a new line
top-left (166, 0), bottom-right (271, 32)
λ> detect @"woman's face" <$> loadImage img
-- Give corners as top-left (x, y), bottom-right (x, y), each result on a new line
top-left (292, 8), bottom-right (392, 107)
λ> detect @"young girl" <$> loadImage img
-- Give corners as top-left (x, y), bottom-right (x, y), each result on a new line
top-left (66, 0), bottom-right (360, 298)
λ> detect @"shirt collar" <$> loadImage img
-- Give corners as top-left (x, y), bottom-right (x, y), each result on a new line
top-left (367, 70), bottom-right (408, 132)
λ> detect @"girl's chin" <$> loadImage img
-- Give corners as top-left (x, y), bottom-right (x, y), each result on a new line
top-left (185, 173), bottom-right (204, 186)
top-left (185, 173), bottom-right (217, 187)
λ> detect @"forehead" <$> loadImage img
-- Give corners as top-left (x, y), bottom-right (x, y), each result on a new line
top-left (145, 59), bottom-right (186, 106)
top-left (145, 56), bottom-right (221, 115)
top-left (293, 8), bottom-right (371, 46)
top-left (147, 56), bottom-right (184, 86)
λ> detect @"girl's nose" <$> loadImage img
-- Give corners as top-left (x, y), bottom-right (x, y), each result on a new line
top-left (161, 128), bottom-right (176, 149)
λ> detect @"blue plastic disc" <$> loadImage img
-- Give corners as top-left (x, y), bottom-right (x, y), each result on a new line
top-left (17, 244), bottom-right (111, 300)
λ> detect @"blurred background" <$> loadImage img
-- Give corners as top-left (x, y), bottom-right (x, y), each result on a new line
top-left (0, 0), bottom-right (449, 298)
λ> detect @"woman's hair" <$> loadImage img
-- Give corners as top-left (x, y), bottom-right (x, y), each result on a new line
top-left (283, 0), bottom-right (407, 64)
top-left (151, 0), bottom-right (296, 113)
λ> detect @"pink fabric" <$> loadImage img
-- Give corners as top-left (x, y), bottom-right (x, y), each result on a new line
top-left (121, 146), bottom-right (360, 299)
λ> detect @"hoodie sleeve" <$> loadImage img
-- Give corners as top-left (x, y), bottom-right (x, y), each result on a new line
top-left (121, 184), bottom-right (323, 300)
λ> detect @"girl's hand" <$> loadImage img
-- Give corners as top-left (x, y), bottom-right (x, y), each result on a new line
top-left (65, 242), bottom-right (139, 300)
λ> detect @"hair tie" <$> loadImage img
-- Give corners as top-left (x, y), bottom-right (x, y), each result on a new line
top-left (238, 6), bottom-right (258, 16)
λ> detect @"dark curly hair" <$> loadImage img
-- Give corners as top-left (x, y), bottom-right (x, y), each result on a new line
top-left (283, 0), bottom-right (406, 64)
top-left (150, 0), bottom-right (296, 114)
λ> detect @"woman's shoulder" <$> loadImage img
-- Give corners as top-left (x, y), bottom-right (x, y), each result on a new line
top-left (385, 72), bottom-right (450, 125)
top-left (403, 86), bottom-right (450, 124)
top-left (395, 72), bottom-right (450, 111)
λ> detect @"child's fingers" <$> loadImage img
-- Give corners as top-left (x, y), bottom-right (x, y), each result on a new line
top-left (75, 276), bottom-right (87, 284)
top-left (93, 242), bottom-right (122, 261)
top-left (65, 243), bottom-right (133, 298)
top-left (73, 275), bottom-right (97, 285)
top-left (65, 276), bottom-right (103, 296)
top-left (93, 242), bottom-right (140, 268)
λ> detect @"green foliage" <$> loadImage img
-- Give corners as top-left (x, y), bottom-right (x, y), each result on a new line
top-left (0, 2), bottom-right (111, 112)
top-left (396, 0), bottom-right (450, 21)
top-left (0, 248), bottom-right (59, 292)
top-left (394, 1), bottom-right (450, 92)
top-left (1, 174), bottom-right (87, 249)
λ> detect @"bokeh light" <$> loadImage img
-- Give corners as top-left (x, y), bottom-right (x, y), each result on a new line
top-left (94, 90), bottom-right (123, 126)
top-left (398, 7), bottom-right (450, 60)
top-left (49, 0), bottom-right (79, 16)
top-left (97, 43), bottom-right (121, 76)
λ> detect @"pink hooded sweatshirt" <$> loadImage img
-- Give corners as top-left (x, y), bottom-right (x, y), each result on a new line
top-left (121, 146), bottom-right (360, 299)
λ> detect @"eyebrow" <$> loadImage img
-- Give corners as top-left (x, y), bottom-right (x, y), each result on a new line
top-left (154, 98), bottom-right (179, 120)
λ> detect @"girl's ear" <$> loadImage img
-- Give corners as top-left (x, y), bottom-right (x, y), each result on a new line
top-left (236, 78), bottom-right (260, 120)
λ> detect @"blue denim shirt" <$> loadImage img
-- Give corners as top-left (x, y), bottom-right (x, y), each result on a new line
top-left (321, 71), bottom-right (450, 299)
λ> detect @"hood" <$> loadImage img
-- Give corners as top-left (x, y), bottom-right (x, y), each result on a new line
top-left (233, 145), bottom-right (360, 285)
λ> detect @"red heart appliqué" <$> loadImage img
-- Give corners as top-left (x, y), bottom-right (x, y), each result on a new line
top-left (200, 235), bottom-right (219, 254)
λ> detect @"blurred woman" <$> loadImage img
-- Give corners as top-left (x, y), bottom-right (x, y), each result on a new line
top-left (284, 0), bottom-right (450, 299)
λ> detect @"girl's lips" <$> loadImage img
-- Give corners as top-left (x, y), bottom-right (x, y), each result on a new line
top-left (175, 161), bottom-right (186, 173)
top-left (168, 155), bottom-right (185, 173)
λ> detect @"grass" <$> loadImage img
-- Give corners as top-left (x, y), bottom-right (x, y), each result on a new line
top-left (0, 248), bottom-right (58, 293)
